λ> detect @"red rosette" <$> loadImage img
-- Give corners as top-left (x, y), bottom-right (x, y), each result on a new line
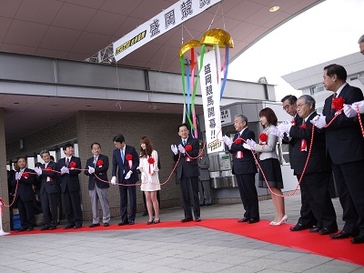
top-left (147, 157), bottom-right (155, 164)
top-left (332, 97), bottom-right (345, 111)
top-left (291, 120), bottom-right (296, 126)
top-left (125, 154), bottom-right (133, 161)
top-left (45, 167), bottom-right (52, 172)
top-left (299, 124), bottom-right (307, 129)
top-left (259, 133), bottom-right (268, 143)
top-left (234, 138), bottom-right (242, 144)
top-left (69, 161), bottom-right (77, 168)
top-left (22, 172), bottom-right (29, 178)
top-left (96, 159), bottom-right (104, 167)
top-left (185, 144), bottom-right (193, 152)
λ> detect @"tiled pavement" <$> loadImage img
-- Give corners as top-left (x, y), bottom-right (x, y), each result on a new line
top-left (0, 195), bottom-right (363, 273)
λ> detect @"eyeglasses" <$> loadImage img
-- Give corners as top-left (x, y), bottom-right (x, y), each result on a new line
top-left (283, 105), bottom-right (291, 110)
top-left (296, 103), bottom-right (307, 108)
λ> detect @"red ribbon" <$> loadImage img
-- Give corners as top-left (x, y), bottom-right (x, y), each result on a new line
top-left (97, 159), bottom-right (104, 167)
top-left (148, 157), bottom-right (155, 174)
top-left (332, 97), bottom-right (345, 111)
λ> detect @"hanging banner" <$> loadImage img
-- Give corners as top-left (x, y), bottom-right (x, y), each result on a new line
top-left (199, 49), bottom-right (224, 154)
top-left (113, 0), bottom-right (222, 62)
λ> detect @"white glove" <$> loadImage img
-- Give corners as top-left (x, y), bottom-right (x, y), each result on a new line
top-left (125, 170), bottom-right (133, 180)
top-left (243, 143), bottom-right (252, 150)
top-left (178, 144), bottom-right (185, 154)
top-left (34, 166), bottom-right (42, 176)
top-left (171, 144), bottom-right (178, 155)
top-left (88, 166), bottom-right (95, 174)
top-left (310, 115), bottom-right (327, 129)
top-left (270, 126), bottom-right (285, 139)
top-left (141, 172), bottom-right (146, 181)
top-left (246, 139), bottom-right (257, 149)
top-left (111, 176), bottom-right (117, 185)
top-left (222, 135), bottom-right (233, 147)
top-left (352, 100), bottom-right (364, 114)
top-left (15, 172), bottom-right (21, 180)
top-left (278, 121), bottom-right (293, 135)
top-left (60, 166), bottom-right (69, 174)
top-left (343, 104), bottom-right (357, 118)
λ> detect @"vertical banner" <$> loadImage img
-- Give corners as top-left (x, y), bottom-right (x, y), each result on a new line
top-left (113, 0), bottom-right (222, 61)
top-left (199, 49), bottom-right (224, 154)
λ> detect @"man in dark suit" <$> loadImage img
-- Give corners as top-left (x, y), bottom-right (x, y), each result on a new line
top-left (171, 123), bottom-right (200, 222)
top-left (111, 134), bottom-right (139, 225)
top-left (223, 114), bottom-right (259, 224)
top-left (84, 142), bottom-right (110, 227)
top-left (311, 64), bottom-right (364, 244)
top-left (281, 95), bottom-right (337, 235)
top-left (57, 143), bottom-right (83, 229)
top-left (12, 157), bottom-right (37, 231)
top-left (35, 150), bottom-right (59, 230)
top-left (281, 95), bottom-right (316, 231)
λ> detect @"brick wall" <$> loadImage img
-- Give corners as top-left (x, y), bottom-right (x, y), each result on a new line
top-left (6, 111), bottom-right (184, 222)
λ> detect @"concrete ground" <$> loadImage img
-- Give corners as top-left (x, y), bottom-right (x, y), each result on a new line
top-left (0, 195), bottom-right (363, 273)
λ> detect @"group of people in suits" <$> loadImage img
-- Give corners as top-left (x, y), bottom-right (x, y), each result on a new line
top-left (220, 63), bottom-right (364, 245)
top-left (10, 132), bottom-right (164, 231)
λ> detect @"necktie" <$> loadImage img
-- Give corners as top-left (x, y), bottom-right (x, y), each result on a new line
top-left (93, 156), bottom-right (97, 166)
top-left (66, 158), bottom-right (70, 166)
top-left (120, 149), bottom-right (124, 163)
top-left (183, 139), bottom-right (186, 146)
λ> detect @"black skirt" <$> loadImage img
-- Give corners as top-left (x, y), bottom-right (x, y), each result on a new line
top-left (258, 158), bottom-right (284, 189)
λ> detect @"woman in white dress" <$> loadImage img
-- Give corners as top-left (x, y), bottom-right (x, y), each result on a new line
top-left (139, 136), bottom-right (161, 224)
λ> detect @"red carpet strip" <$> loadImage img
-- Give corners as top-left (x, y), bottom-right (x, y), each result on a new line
top-left (9, 218), bottom-right (364, 266)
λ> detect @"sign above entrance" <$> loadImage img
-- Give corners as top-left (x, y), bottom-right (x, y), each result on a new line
top-left (113, 0), bottom-right (222, 62)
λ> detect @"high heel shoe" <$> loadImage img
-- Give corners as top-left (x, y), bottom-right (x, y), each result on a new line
top-left (147, 220), bottom-right (154, 225)
top-left (272, 215), bottom-right (288, 226)
top-left (153, 219), bottom-right (160, 224)
top-left (269, 221), bottom-right (277, 226)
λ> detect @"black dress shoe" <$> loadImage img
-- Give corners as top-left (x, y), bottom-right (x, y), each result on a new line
top-left (181, 218), bottom-right (193, 223)
top-left (49, 226), bottom-right (57, 230)
top-left (351, 235), bottom-right (364, 244)
top-left (290, 223), bottom-right (310, 231)
top-left (17, 227), bottom-right (26, 232)
top-left (237, 217), bottom-right (249, 223)
top-left (118, 221), bottom-right (128, 226)
top-left (74, 225), bottom-right (82, 229)
top-left (41, 225), bottom-right (51, 231)
top-left (104, 223), bottom-right (109, 227)
top-left (248, 218), bottom-right (259, 224)
top-left (309, 227), bottom-right (320, 233)
top-left (128, 221), bottom-right (135, 225)
top-left (64, 224), bottom-right (75, 229)
top-left (89, 223), bottom-right (100, 228)
top-left (330, 230), bottom-right (352, 239)
top-left (195, 217), bottom-right (201, 222)
top-left (319, 227), bottom-right (338, 235)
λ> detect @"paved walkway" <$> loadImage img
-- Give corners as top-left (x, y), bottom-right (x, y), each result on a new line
top-left (0, 195), bottom-right (363, 273)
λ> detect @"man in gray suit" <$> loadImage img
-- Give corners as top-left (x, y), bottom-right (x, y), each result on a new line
top-left (198, 148), bottom-right (212, 206)
top-left (84, 142), bottom-right (110, 227)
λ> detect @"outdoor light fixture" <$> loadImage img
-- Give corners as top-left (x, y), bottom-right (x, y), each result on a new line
top-left (269, 5), bottom-right (280, 12)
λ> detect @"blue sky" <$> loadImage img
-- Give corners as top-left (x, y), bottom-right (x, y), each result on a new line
top-left (228, 0), bottom-right (364, 100)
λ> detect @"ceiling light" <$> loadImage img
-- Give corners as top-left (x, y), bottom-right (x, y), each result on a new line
top-left (269, 5), bottom-right (280, 12)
